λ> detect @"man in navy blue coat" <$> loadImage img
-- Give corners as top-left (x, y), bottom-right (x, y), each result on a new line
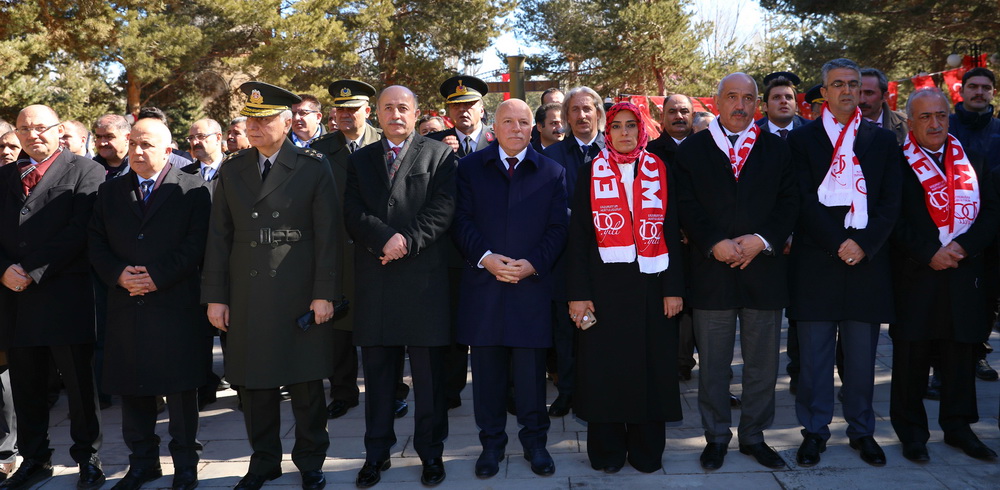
top-left (453, 99), bottom-right (568, 479)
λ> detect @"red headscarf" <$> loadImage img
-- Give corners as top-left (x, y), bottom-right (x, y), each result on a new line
top-left (604, 102), bottom-right (649, 165)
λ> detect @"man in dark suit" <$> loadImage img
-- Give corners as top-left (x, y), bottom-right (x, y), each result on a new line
top-left (755, 74), bottom-right (808, 138)
top-left (93, 114), bottom-right (131, 180)
top-left (675, 73), bottom-right (798, 471)
top-left (454, 99), bottom-right (567, 478)
top-left (541, 86), bottom-right (606, 417)
top-left (859, 68), bottom-right (908, 145)
top-left (89, 118), bottom-right (213, 490)
top-left (531, 102), bottom-right (563, 152)
top-left (786, 58), bottom-right (901, 468)
top-left (889, 88), bottom-right (999, 463)
top-left (202, 82), bottom-right (340, 490)
top-left (0, 105), bottom-right (105, 489)
top-left (309, 80), bottom-right (385, 420)
top-left (345, 85), bottom-right (456, 488)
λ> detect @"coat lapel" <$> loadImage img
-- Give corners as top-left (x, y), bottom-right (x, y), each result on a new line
top-left (854, 119), bottom-right (876, 159)
top-left (22, 151), bottom-right (71, 209)
top-left (256, 141), bottom-right (297, 203)
top-left (388, 136), bottom-right (423, 195)
top-left (121, 174), bottom-right (143, 219)
top-left (141, 166), bottom-right (179, 225)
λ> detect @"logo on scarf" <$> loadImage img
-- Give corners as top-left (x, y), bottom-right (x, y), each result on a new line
top-left (593, 212), bottom-right (625, 233)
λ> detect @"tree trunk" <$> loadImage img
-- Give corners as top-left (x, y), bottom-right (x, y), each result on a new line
top-left (126, 69), bottom-right (141, 116)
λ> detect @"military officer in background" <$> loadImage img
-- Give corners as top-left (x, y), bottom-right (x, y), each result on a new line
top-left (201, 82), bottom-right (340, 490)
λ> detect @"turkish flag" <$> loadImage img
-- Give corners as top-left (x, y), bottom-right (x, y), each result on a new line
top-left (911, 74), bottom-right (936, 90)
top-left (963, 54), bottom-right (989, 70)
top-left (501, 73), bottom-right (510, 101)
top-left (692, 97), bottom-right (717, 115)
top-left (887, 81), bottom-right (899, 111)
top-left (796, 93), bottom-right (812, 119)
top-left (943, 69), bottom-right (964, 104)
top-left (629, 95), bottom-right (651, 119)
top-left (648, 96), bottom-right (665, 111)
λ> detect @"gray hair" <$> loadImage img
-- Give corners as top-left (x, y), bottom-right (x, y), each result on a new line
top-left (230, 116), bottom-right (247, 126)
top-left (0, 119), bottom-right (11, 134)
top-left (860, 68), bottom-right (889, 93)
top-left (562, 86), bottom-right (606, 134)
top-left (94, 114), bottom-right (131, 134)
top-left (279, 110), bottom-right (293, 122)
top-left (692, 111), bottom-right (715, 125)
top-left (821, 58), bottom-right (862, 86)
top-left (905, 88), bottom-right (950, 119)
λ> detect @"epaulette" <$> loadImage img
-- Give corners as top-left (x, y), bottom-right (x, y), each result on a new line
top-left (311, 132), bottom-right (336, 144)
top-left (222, 148), bottom-right (251, 162)
top-left (301, 147), bottom-right (324, 161)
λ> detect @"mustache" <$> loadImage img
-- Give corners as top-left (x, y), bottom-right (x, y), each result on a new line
top-left (553, 127), bottom-right (565, 134)
top-left (730, 110), bottom-right (748, 117)
top-left (387, 118), bottom-right (405, 125)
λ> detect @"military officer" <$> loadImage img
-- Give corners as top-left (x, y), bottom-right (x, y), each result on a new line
top-left (201, 82), bottom-right (340, 490)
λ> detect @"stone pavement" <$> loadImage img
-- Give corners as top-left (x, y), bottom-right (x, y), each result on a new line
top-left (30, 324), bottom-right (1000, 489)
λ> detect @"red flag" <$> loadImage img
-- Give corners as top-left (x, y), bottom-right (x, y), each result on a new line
top-left (962, 54), bottom-right (989, 70)
top-left (943, 69), bottom-right (964, 104)
top-left (648, 96), bottom-right (665, 111)
top-left (911, 74), bottom-right (935, 90)
top-left (629, 95), bottom-right (651, 121)
top-left (887, 81), bottom-right (899, 111)
top-left (692, 97), bottom-right (717, 115)
top-left (796, 93), bottom-right (812, 119)
top-left (501, 73), bottom-right (510, 101)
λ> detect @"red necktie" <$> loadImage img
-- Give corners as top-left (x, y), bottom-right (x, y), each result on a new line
top-left (506, 157), bottom-right (517, 178)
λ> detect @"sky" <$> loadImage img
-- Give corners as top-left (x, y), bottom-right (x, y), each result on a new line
top-left (475, 0), bottom-right (765, 80)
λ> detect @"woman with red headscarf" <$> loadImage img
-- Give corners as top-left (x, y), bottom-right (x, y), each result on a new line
top-left (565, 102), bottom-right (684, 473)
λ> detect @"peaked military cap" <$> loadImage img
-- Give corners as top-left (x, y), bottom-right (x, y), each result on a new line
top-left (439, 75), bottom-right (489, 104)
top-left (805, 83), bottom-right (825, 104)
top-left (328, 80), bottom-right (376, 108)
top-left (763, 71), bottom-right (802, 86)
top-left (238, 81), bottom-right (301, 118)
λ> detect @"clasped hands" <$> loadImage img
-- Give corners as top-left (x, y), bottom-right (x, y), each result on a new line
top-left (380, 233), bottom-right (408, 265)
top-left (117, 265), bottom-right (158, 296)
top-left (712, 234), bottom-right (766, 269)
top-left (1, 264), bottom-right (32, 292)
top-left (930, 241), bottom-right (967, 271)
top-left (481, 253), bottom-right (535, 283)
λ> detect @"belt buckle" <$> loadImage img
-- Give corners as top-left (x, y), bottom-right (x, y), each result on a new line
top-left (259, 227), bottom-right (272, 245)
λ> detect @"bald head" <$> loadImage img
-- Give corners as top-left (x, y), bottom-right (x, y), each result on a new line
top-left (16, 105), bottom-right (64, 161)
top-left (494, 99), bottom-right (533, 155)
top-left (715, 73), bottom-right (758, 133)
top-left (377, 85), bottom-right (421, 144)
top-left (128, 118), bottom-right (173, 179)
top-left (189, 118), bottom-right (224, 163)
top-left (661, 94), bottom-right (694, 139)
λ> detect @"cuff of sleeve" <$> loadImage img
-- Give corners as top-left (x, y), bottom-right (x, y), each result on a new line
top-left (477, 250), bottom-right (492, 269)
top-left (754, 233), bottom-right (773, 254)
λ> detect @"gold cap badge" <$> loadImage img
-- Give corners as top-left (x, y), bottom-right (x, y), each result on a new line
top-left (250, 90), bottom-right (264, 104)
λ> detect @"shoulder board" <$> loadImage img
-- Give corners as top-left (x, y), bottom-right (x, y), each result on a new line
top-left (222, 148), bottom-right (251, 162)
top-left (301, 147), bottom-right (324, 161)
top-left (311, 132), bottom-right (336, 144)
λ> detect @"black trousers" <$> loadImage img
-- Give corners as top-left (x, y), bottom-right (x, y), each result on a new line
top-left (470, 346), bottom-right (549, 452)
top-left (550, 302), bottom-right (577, 396)
top-left (587, 422), bottom-right (665, 473)
top-left (890, 338), bottom-right (978, 444)
top-left (328, 329), bottom-right (360, 403)
top-left (361, 346), bottom-right (448, 462)
top-left (241, 380), bottom-right (328, 474)
top-left (443, 268), bottom-right (468, 405)
top-left (121, 391), bottom-right (201, 470)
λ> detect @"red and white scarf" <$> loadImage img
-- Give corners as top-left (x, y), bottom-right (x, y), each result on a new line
top-left (817, 103), bottom-right (868, 229)
top-left (590, 149), bottom-right (669, 273)
top-left (902, 132), bottom-right (979, 245)
top-left (708, 118), bottom-right (760, 181)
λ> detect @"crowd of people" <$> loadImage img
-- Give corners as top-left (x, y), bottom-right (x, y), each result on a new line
top-left (0, 56), bottom-right (999, 490)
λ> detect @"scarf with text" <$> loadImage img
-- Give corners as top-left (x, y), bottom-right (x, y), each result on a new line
top-left (708, 117), bottom-right (760, 181)
top-left (817, 102), bottom-right (868, 229)
top-left (902, 132), bottom-right (979, 245)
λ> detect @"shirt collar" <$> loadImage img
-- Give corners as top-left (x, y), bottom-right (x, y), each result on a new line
top-left (137, 167), bottom-right (164, 184)
top-left (258, 148), bottom-right (280, 172)
top-left (767, 119), bottom-right (792, 133)
top-left (574, 134), bottom-right (598, 147)
top-left (456, 125), bottom-right (483, 145)
top-left (671, 136), bottom-right (685, 145)
top-left (499, 146), bottom-right (529, 165)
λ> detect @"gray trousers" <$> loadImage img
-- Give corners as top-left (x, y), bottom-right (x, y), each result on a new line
top-left (693, 308), bottom-right (781, 445)
top-left (0, 368), bottom-right (15, 464)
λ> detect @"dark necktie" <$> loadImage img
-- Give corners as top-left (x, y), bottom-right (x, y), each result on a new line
top-left (261, 159), bottom-right (271, 181)
top-left (727, 134), bottom-right (739, 146)
top-left (778, 129), bottom-right (789, 140)
top-left (875, 121), bottom-right (882, 128)
top-left (387, 146), bottom-right (402, 179)
top-left (201, 166), bottom-right (213, 181)
top-left (506, 157), bottom-right (518, 178)
top-left (580, 144), bottom-right (590, 159)
top-left (19, 164), bottom-right (39, 196)
top-left (463, 136), bottom-right (472, 155)
top-left (930, 151), bottom-right (943, 166)
top-left (349, 142), bottom-right (358, 154)
top-left (139, 180), bottom-right (153, 203)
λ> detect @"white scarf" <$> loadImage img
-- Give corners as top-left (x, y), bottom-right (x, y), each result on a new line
top-left (708, 118), bottom-right (760, 181)
top-left (901, 133), bottom-right (980, 245)
top-left (817, 104), bottom-right (868, 229)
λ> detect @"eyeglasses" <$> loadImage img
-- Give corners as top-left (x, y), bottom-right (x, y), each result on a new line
top-left (186, 132), bottom-right (221, 142)
top-left (15, 123), bottom-right (60, 136)
top-left (292, 110), bottom-right (320, 117)
top-left (827, 80), bottom-right (861, 89)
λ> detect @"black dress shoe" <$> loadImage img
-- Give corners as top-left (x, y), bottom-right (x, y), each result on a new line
top-left (172, 467), bottom-right (198, 490)
top-left (475, 451), bottom-right (504, 478)
top-left (590, 463), bottom-right (621, 474)
top-left (420, 458), bottom-right (445, 486)
top-left (925, 373), bottom-right (941, 400)
top-left (547, 394), bottom-right (572, 417)
top-left (678, 367), bottom-right (692, 381)
top-left (327, 399), bottom-right (360, 419)
top-left (523, 448), bottom-right (555, 476)
top-left (976, 358), bottom-right (999, 381)
top-left (78, 462), bottom-right (107, 490)
top-left (0, 459), bottom-right (53, 489)
top-left (111, 466), bottom-right (161, 490)
top-left (739, 441), bottom-right (786, 469)
top-left (218, 377), bottom-right (231, 391)
top-left (729, 393), bottom-right (742, 408)
top-left (234, 470), bottom-right (281, 490)
top-left (901, 442), bottom-right (930, 462)
top-left (198, 388), bottom-right (217, 411)
top-left (279, 387), bottom-right (292, 400)
top-left (300, 469), bottom-right (325, 490)
top-left (394, 399), bottom-right (408, 418)
top-left (944, 432), bottom-right (998, 460)
top-left (446, 397), bottom-right (462, 409)
top-left (355, 460), bottom-right (390, 488)
top-left (850, 436), bottom-right (886, 466)
top-left (796, 434), bottom-right (825, 467)
top-left (700, 443), bottom-right (727, 470)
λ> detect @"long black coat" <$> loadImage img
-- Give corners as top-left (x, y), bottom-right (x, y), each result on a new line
top-left (0, 151), bottom-right (103, 348)
top-left (889, 141), bottom-right (999, 343)
top-left (201, 141), bottom-right (340, 389)
top-left (787, 119), bottom-right (902, 322)
top-left (675, 128), bottom-right (798, 310)
top-left (89, 166), bottom-right (213, 395)
top-left (344, 135), bottom-right (457, 347)
top-left (566, 160), bottom-right (684, 424)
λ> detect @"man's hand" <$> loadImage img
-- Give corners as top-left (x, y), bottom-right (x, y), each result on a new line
top-left (929, 247), bottom-right (963, 270)
top-left (2, 264), bottom-right (31, 292)
top-left (711, 239), bottom-right (743, 264)
top-left (568, 300), bottom-right (595, 329)
top-left (944, 241), bottom-right (967, 261)
top-left (481, 253), bottom-right (514, 282)
top-left (663, 296), bottom-right (683, 318)
top-left (732, 234), bottom-right (766, 269)
top-left (311, 299), bottom-right (335, 324)
top-left (505, 259), bottom-right (536, 283)
top-left (207, 303), bottom-right (230, 332)
top-left (380, 233), bottom-right (408, 265)
top-left (441, 134), bottom-right (460, 152)
top-left (838, 238), bottom-right (866, 266)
